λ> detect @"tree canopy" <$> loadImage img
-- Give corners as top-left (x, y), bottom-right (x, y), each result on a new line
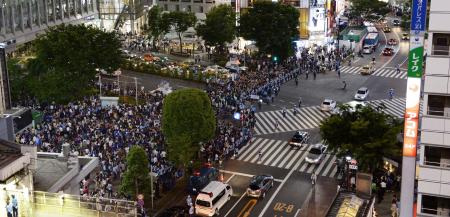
top-left (162, 88), bottom-right (216, 167)
top-left (320, 104), bottom-right (403, 173)
top-left (119, 146), bottom-right (151, 198)
top-left (165, 11), bottom-right (197, 53)
top-left (239, 1), bottom-right (299, 60)
top-left (348, 0), bottom-right (390, 22)
top-left (145, 6), bottom-right (171, 49)
top-left (196, 5), bottom-right (236, 53)
top-left (28, 24), bottom-right (123, 103)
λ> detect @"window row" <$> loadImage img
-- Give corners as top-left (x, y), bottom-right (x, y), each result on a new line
top-left (0, 0), bottom-right (95, 34)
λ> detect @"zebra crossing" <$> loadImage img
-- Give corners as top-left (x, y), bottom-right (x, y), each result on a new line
top-left (254, 98), bottom-right (409, 135)
top-left (340, 66), bottom-right (407, 79)
top-left (232, 138), bottom-right (338, 177)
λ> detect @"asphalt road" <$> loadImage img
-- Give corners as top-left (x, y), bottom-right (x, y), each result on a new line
top-left (220, 16), bottom-right (409, 217)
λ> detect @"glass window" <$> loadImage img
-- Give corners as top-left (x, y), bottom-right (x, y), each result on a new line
top-left (427, 95), bottom-right (445, 116)
top-left (48, 0), bottom-right (54, 22)
top-left (15, 2), bottom-right (21, 31)
top-left (432, 33), bottom-right (450, 56)
top-left (32, 0), bottom-right (39, 25)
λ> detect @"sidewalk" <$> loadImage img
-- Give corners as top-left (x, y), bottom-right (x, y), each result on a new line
top-left (298, 178), bottom-right (339, 217)
top-left (148, 178), bottom-right (188, 217)
top-left (375, 191), bottom-right (399, 217)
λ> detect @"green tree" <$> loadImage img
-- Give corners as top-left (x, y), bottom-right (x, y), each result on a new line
top-left (166, 11), bottom-right (197, 53)
top-left (120, 146), bottom-right (151, 198)
top-left (320, 105), bottom-right (402, 173)
top-left (162, 88), bottom-right (216, 168)
top-left (196, 5), bottom-right (236, 54)
top-left (348, 0), bottom-right (390, 23)
top-left (7, 58), bottom-right (30, 103)
top-left (145, 6), bottom-right (171, 49)
top-left (239, 1), bottom-right (299, 60)
top-left (30, 24), bottom-right (123, 103)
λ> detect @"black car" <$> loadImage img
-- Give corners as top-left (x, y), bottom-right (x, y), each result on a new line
top-left (289, 131), bottom-right (310, 148)
top-left (187, 164), bottom-right (219, 195)
top-left (158, 206), bottom-right (186, 217)
top-left (392, 19), bottom-right (400, 26)
top-left (246, 175), bottom-right (274, 198)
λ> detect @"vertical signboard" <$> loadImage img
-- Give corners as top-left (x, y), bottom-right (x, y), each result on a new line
top-left (400, 0), bottom-right (427, 216)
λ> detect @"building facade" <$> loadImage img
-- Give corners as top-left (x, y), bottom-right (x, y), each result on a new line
top-left (97, 0), bottom-right (151, 34)
top-left (417, 0), bottom-right (450, 215)
top-left (157, 0), bottom-right (231, 19)
top-left (0, 0), bottom-right (98, 45)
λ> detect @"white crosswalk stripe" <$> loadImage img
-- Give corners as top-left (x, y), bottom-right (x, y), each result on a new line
top-left (340, 66), bottom-right (407, 79)
top-left (255, 98), bottom-right (418, 135)
top-left (254, 106), bottom-right (331, 135)
top-left (233, 138), bottom-right (338, 177)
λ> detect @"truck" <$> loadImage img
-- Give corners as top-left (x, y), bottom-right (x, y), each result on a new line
top-left (363, 33), bottom-right (380, 53)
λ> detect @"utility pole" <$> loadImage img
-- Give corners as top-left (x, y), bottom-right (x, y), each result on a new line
top-left (134, 77), bottom-right (138, 104)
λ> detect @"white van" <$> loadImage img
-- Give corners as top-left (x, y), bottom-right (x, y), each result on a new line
top-left (195, 181), bottom-right (233, 216)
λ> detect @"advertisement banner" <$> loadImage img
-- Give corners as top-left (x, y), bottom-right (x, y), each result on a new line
top-left (407, 35), bottom-right (424, 78)
top-left (309, 8), bottom-right (325, 32)
top-left (411, 0), bottom-right (427, 31)
top-left (403, 78), bottom-right (421, 157)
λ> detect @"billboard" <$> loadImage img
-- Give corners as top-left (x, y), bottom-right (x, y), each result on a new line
top-left (309, 8), bottom-right (325, 32)
top-left (299, 8), bottom-right (309, 39)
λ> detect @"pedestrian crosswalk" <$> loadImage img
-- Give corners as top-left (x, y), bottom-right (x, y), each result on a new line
top-left (340, 66), bottom-right (407, 79)
top-left (232, 138), bottom-right (338, 177)
top-left (254, 98), bottom-right (411, 135)
top-left (254, 106), bottom-right (330, 135)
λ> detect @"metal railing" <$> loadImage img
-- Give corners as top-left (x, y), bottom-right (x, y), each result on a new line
top-left (424, 160), bottom-right (450, 168)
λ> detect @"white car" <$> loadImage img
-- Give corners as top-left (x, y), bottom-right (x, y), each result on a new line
top-left (354, 87), bottom-right (369, 101)
top-left (362, 46), bottom-right (373, 54)
top-left (320, 99), bottom-right (336, 112)
top-left (305, 143), bottom-right (328, 164)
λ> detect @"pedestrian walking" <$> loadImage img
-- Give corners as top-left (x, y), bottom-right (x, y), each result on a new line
top-left (311, 172), bottom-right (317, 185)
top-left (282, 107), bottom-right (287, 118)
top-left (186, 195), bottom-right (193, 207)
top-left (298, 97), bottom-right (302, 107)
top-left (388, 88), bottom-right (395, 100)
top-left (337, 69), bottom-right (341, 79)
top-left (342, 81), bottom-right (347, 90)
top-left (274, 118), bottom-right (279, 130)
top-left (11, 195), bottom-right (18, 217)
top-left (313, 72), bottom-right (316, 80)
top-left (295, 77), bottom-right (298, 86)
top-left (6, 200), bottom-right (13, 217)
top-left (396, 64), bottom-right (400, 74)
top-left (258, 149), bottom-right (263, 162)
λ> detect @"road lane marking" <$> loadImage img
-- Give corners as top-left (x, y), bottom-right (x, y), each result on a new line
top-left (224, 191), bottom-right (247, 217)
top-left (257, 153), bottom-right (304, 217)
top-left (237, 199), bottom-right (258, 217)
top-left (219, 169), bottom-right (283, 182)
top-left (225, 174), bottom-right (235, 183)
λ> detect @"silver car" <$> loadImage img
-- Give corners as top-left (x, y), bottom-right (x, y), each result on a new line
top-left (305, 144), bottom-right (327, 164)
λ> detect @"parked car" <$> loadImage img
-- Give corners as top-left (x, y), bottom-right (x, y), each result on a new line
top-left (305, 143), bottom-right (328, 164)
top-left (289, 131), bottom-right (310, 148)
top-left (382, 47), bottom-right (395, 56)
top-left (360, 64), bottom-right (375, 75)
top-left (187, 164), bottom-right (219, 195)
top-left (387, 38), bottom-right (398, 46)
top-left (320, 99), bottom-right (336, 112)
top-left (246, 175), bottom-right (274, 198)
top-left (354, 87), bottom-right (370, 101)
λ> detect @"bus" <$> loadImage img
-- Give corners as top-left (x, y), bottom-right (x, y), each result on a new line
top-left (362, 33), bottom-right (380, 54)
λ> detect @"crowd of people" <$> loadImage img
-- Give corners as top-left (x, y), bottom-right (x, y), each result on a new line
top-left (15, 49), bottom-right (303, 205)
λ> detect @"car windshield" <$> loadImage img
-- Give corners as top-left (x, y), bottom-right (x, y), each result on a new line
top-left (249, 184), bottom-right (261, 190)
top-left (196, 199), bottom-right (211, 207)
top-left (309, 148), bottom-right (322, 155)
top-left (357, 90), bottom-right (366, 94)
top-left (323, 101), bottom-right (330, 105)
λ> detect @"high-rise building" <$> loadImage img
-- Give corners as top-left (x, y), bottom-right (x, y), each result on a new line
top-left (0, 0), bottom-right (98, 45)
top-left (418, 0), bottom-right (450, 215)
top-left (157, 0), bottom-right (231, 20)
